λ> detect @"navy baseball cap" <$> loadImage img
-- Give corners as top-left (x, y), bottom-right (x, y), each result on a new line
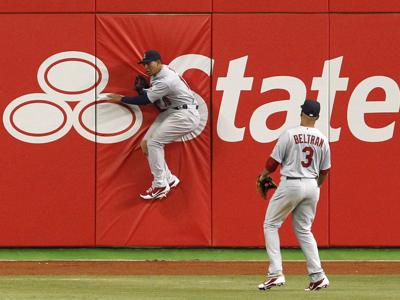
top-left (301, 99), bottom-right (320, 117)
top-left (138, 50), bottom-right (161, 64)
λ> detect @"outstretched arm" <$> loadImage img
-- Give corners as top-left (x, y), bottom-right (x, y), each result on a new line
top-left (107, 93), bottom-right (151, 105)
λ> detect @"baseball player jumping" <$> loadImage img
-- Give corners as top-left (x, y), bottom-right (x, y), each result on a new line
top-left (108, 50), bottom-right (200, 200)
top-left (257, 99), bottom-right (331, 291)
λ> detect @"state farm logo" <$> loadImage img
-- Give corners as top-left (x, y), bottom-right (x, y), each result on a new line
top-left (2, 51), bottom-right (209, 144)
top-left (216, 56), bottom-right (400, 143)
top-left (5, 52), bottom-right (398, 144)
top-left (3, 51), bottom-right (142, 144)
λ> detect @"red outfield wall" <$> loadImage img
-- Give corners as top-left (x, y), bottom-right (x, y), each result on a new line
top-left (0, 1), bottom-right (399, 247)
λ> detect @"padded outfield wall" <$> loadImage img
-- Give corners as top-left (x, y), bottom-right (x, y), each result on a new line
top-left (0, 0), bottom-right (399, 247)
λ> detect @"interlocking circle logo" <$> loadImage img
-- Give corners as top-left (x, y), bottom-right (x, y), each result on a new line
top-left (73, 99), bottom-right (142, 144)
top-left (3, 94), bottom-right (73, 144)
top-left (3, 51), bottom-right (142, 144)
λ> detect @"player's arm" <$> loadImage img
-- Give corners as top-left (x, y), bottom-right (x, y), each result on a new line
top-left (259, 157), bottom-right (280, 180)
top-left (317, 169), bottom-right (330, 187)
top-left (318, 141), bottom-right (331, 187)
top-left (257, 157), bottom-right (279, 198)
top-left (259, 130), bottom-right (288, 179)
top-left (121, 94), bottom-right (151, 105)
top-left (107, 93), bottom-right (151, 105)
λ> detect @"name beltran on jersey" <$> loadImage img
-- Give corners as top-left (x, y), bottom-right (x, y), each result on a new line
top-left (293, 134), bottom-right (324, 148)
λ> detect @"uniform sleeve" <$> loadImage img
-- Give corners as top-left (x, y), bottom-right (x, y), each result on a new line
top-left (320, 140), bottom-right (331, 171)
top-left (270, 130), bottom-right (290, 164)
top-left (145, 81), bottom-right (169, 103)
top-left (121, 94), bottom-right (151, 105)
top-left (265, 157), bottom-right (280, 173)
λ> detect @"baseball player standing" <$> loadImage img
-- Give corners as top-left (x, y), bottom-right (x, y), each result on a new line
top-left (257, 99), bottom-right (331, 291)
top-left (108, 50), bottom-right (200, 200)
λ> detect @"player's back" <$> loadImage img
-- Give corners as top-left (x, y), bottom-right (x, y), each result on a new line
top-left (276, 126), bottom-right (330, 179)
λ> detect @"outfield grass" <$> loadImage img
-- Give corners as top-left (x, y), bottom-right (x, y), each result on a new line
top-left (0, 247), bottom-right (399, 261)
top-left (0, 275), bottom-right (399, 300)
top-left (0, 249), bottom-right (398, 299)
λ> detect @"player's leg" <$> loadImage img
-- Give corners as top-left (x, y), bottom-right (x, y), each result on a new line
top-left (141, 112), bottom-right (167, 156)
top-left (263, 178), bottom-right (303, 275)
top-left (147, 110), bottom-right (199, 189)
top-left (145, 150), bottom-right (177, 188)
top-left (164, 162), bottom-right (180, 188)
top-left (145, 113), bottom-right (181, 187)
top-left (292, 202), bottom-right (324, 278)
top-left (291, 180), bottom-right (328, 288)
top-left (140, 140), bottom-right (148, 156)
top-left (139, 113), bottom-right (170, 199)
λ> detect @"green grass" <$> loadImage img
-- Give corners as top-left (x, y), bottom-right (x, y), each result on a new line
top-left (0, 247), bottom-right (399, 261)
top-left (0, 275), bottom-right (399, 300)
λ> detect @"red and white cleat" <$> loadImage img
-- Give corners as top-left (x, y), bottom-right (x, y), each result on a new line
top-left (140, 185), bottom-right (170, 200)
top-left (305, 277), bottom-right (329, 291)
top-left (258, 274), bottom-right (286, 290)
top-left (168, 176), bottom-right (180, 189)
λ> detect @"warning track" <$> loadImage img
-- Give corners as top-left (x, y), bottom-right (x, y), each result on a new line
top-left (0, 261), bottom-right (399, 275)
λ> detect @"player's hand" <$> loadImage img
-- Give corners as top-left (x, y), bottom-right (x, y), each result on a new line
top-left (134, 75), bottom-right (150, 95)
top-left (256, 175), bottom-right (277, 199)
top-left (258, 169), bottom-right (270, 182)
top-left (106, 93), bottom-right (124, 102)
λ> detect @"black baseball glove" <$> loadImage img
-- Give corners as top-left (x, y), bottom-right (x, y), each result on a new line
top-left (134, 75), bottom-right (150, 95)
top-left (256, 175), bottom-right (277, 199)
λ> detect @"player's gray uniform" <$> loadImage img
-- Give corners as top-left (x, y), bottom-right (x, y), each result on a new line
top-left (143, 65), bottom-right (200, 188)
top-left (264, 125), bottom-right (331, 282)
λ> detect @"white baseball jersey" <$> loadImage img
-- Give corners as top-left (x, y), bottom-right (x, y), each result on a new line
top-left (271, 126), bottom-right (331, 178)
top-left (145, 65), bottom-right (197, 109)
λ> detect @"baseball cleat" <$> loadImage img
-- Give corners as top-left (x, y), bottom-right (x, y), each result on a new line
top-left (305, 277), bottom-right (329, 291)
top-left (258, 274), bottom-right (286, 290)
top-left (169, 176), bottom-right (180, 189)
top-left (140, 185), bottom-right (170, 200)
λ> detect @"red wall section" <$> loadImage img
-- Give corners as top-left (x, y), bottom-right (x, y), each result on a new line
top-left (1, 3), bottom-right (400, 248)
top-left (0, 14), bottom-right (96, 246)
top-left (330, 0), bottom-right (400, 12)
top-left (0, 0), bottom-right (94, 12)
top-left (212, 14), bottom-right (330, 247)
top-left (329, 14), bottom-right (400, 246)
top-left (213, 0), bottom-right (328, 12)
top-left (96, 0), bottom-right (211, 12)
top-left (95, 15), bottom-right (212, 246)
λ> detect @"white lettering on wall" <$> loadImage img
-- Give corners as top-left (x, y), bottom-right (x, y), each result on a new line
top-left (216, 56), bottom-right (253, 142)
top-left (250, 76), bottom-right (305, 143)
top-left (312, 57), bottom-right (349, 142)
top-left (348, 76), bottom-right (400, 142)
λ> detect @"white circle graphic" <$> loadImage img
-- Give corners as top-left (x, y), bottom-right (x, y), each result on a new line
top-left (13, 102), bottom-right (66, 134)
top-left (179, 92), bottom-right (208, 142)
top-left (73, 96), bottom-right (143, 144)
top-left (46, 60), bottom-right (99, 93)
top-left (3, 93), bottom-right (73, 143)
top-left (37, 51), bottom-right (108, 102)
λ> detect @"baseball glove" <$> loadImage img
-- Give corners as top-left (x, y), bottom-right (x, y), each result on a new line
top-left (256, 175), bottom-right (277, 199)
top-left (134, 75), bottom-right (150, 95)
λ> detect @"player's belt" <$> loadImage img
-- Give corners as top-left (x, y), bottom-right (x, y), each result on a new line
top-left (286, 177), bottom-right (317, 180)
top-left (173, 104), bottom-right (199, 110)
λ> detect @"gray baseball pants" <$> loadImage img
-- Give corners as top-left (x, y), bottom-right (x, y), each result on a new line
top-left (144, 108), bottom-right (200, 188)
top-left (263, 177), bottom-right (326, 282)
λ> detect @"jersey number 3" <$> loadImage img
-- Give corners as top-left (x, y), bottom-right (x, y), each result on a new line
top-left (301, 147), bottom-right (314, 168)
